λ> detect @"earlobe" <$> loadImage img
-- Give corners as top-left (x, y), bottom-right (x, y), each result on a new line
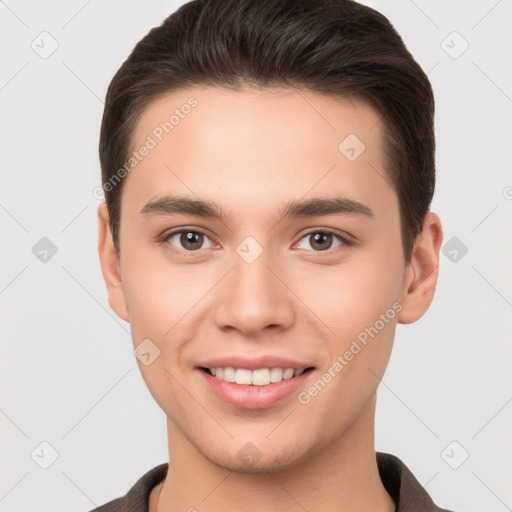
top-left (397, 212), bottom-right (443, 325)
top-left (97, 202), bottom-right (130, 322)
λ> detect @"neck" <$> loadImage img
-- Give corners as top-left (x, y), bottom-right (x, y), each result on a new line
top-left (153, 395), bottom-right (395, 512)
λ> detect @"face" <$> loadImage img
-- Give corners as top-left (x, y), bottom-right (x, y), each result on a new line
top-left (101, 86), bottom-right (419, 472)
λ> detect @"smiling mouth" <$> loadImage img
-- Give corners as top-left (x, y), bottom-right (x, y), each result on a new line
top-left (199, 366), bottom-right (315, 386)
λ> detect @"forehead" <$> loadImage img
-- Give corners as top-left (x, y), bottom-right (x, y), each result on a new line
top-left (124, 86), bottom-right (395, 220)
top-left (131, 86), bottom-right (383, 153)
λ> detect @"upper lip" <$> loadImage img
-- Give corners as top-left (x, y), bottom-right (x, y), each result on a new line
top-left (197, 356), bottom-right (314, 371)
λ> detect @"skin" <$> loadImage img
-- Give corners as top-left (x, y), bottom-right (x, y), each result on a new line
top-left (97, 86), bottom-right (443, 512)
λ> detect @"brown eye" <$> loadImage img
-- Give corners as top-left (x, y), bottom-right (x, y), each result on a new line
top-left (310, 232), bottom-right (333, 251)
top-left (165, 230), bottom-right (212, 252)
top-left (295, 230), bottom-right (347, 252)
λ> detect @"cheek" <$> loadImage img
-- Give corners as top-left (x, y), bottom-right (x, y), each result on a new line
top-left (297, 272), bottom-right (399, 434)
top-left (120, 245), bottom-right (201, 332)
top-left (290, 250), bottom-right (404, 338)
top-left (121, 256), bottom-right (197, 413)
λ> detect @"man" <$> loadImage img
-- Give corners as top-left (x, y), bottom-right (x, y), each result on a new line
top-left (93, 0), bottom-right (453, 510)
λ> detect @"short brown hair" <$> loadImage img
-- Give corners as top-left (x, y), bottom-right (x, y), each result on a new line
top-left (99, 0), bottom-right (435, 262)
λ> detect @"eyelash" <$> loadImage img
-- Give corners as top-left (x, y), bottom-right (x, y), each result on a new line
top-left (158, 228), bottom-right (352, 255)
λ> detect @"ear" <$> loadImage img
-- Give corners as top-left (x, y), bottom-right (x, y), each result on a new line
top-left (97, 202), bottom-right (129, 322)
top-left (397, 212), bottom-right (443, 324)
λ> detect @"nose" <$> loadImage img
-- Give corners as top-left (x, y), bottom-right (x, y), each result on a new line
top-left (213, 246), bottom-right (295, 337)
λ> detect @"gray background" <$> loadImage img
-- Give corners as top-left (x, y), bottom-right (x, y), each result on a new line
top-left (1, 1), bottom-right (511, 511)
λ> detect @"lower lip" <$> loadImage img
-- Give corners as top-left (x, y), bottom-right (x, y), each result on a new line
top-left (196, 368), bottom-right (314, 409)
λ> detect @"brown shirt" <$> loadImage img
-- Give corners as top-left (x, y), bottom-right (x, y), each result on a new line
top-left (88, 452), bottom-right (455, 512)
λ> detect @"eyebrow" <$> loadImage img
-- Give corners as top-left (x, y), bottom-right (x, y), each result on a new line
top-left (139, 194), bottom-right (374, 222)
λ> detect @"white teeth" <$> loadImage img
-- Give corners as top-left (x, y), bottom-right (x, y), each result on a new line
top-left (222, 367), bottom-right (236, 382)
top-left (252, 369), bottom-right (270, 386)
top-left (283, 368), bottom-right (294, 380)
top-left (235, 368), bottom-right (252, 385)
top-left (208, 367), bottom-right (308, 385)
top-left (269, 368), bottom-right (283, 383)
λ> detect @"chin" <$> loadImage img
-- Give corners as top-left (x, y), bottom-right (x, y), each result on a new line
top-left (201, 437), bottom-right (314, 474)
